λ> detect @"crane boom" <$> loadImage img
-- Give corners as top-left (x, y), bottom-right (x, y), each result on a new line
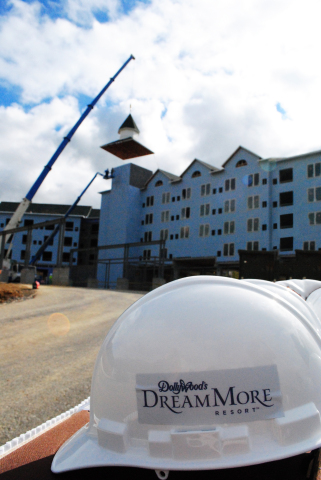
top-left (1, 55), bottom-right (135, 264)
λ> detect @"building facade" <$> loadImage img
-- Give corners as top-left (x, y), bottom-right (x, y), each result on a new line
top-left (0, 202), bottom-right (99, 281)
top-left (97, 146), bottom-right (321, 287)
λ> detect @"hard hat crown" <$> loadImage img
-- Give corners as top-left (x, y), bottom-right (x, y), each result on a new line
top-left (52, 276), bottom-right (321, 474)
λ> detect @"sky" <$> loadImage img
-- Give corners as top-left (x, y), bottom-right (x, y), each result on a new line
top-left (1, 0), bottom-right (321, 208)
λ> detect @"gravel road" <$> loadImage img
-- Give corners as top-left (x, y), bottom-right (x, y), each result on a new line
top-left (0, 286), bottom-right (144, 445)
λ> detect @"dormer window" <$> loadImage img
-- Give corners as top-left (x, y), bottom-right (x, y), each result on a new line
top-left (236, 159), bottom-right (247, 167)
top-left (192, 170), bottom-right (201, 178)
top-left (155, 180), bottom-right (163, 187)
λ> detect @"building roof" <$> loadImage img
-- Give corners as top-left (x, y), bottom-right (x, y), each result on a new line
top-left (143, 169), bottom-right (181, 188)
top-left (222, 146), bottom-right (262, 167)
top-left (0, 202), bottom-right (98, 218)
top-left (180, 158), bottom-right (219, 178)
top-left (118, 114), bottom-right (140, 134)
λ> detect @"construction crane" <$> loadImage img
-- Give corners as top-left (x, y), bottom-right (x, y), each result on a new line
top-left (29, 170), bottom-right (112, 265)
top-left (0, 54), bottom-right (135, 268)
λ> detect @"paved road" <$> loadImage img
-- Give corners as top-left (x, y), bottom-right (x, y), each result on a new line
top-left (0, 286), bottom-right (144, 445)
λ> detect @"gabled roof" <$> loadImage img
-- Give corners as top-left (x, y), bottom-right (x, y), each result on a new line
top-left (222, 146), bottom-right (261, 168)
top-left (143, 169), bottom-right (181, 188)
top-left (0, 202), bottom-right (97, 218)
top-left (180, 158), bottom-right (219, 178)
top-left (118, 114), bottom-right (140, 134)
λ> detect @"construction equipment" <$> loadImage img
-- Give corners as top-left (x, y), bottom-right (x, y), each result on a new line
top-left (0, 55), bottom-right (135, 269)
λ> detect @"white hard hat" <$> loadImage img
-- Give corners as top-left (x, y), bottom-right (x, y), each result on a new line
top-left (52, 276), bottom-right (321, 477)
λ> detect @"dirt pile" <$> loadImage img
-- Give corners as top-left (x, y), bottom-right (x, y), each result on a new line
top-left (0, 283), bottom-right (35, 304)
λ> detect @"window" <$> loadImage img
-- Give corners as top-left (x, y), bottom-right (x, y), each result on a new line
top-left (212, 209), bottom-right (216, 215)
top-left (224, 221), bottom-right (235, 235)
top-left (161, 211), bottom-right (169, 222)
top-left (176, 215), bottom-right (179, 220)
top-left (308, 212), bottom-right (321, 225)
top-left (172, 197), bottom-right (175, 202)
top-left (160, 229), bottom-right (169, 240)
top-left (223, 243), bottom-right (235, 256)
top-left (160, 248), bottom-right (167, 259)
top-left (182, 188), bottom-right (191, 199)
top-left (218, 229), bottom-right (222, 235)
top-left (65, 221), bottom-right (74, 231)
top-left (22, 234), bottom-right (27, 245)
top-left (199, 224), bottom-right (210, 237)
top-left (273, 178), bottom-right (278, 185)
top-left (24, 219), bottom-right (33, 226)
top-left (201, 184), bottom-right (211, 196)
top-left (217, 250), bottom-right (221, 257)
top-left (175, 234), bottom-right (179, 239)
top-left (225, 178), bottom-right (236, 191)
top-left (247, 241), bottom-right (259, 251)
top-left (262, 178), bottom-right (267, 185)
top-left (280, 191), bottom-right (293, 206)
top-left (247, 195), bottom-right (259, 209)
top-left (218, 208), bottom-right (222, 214)
top-left (280, 214), bottom-right (293, 229)
top-left (90, 238), bottom-right (98, 247)
top-left (247, 218), bottom-right (259, 232)
top-left (162, 192), bottom-right (170, 204)
top-left (303, 241), bottom-right (316, 251)
top-left (20, 250), bottom-right (26, 260)
top-left (192, 170), bottom-right (201, 178)
top-left (247, 173), bottom-right (259, 187)
top-left (213, 188), bottom-right (217, 194)
top-left (171, 216), bottom-right (174, 221)
top-left (64, 236), bottom-right (72, 247)
top-left (42, 251), bottom-right (52, 262)
top-left (45, 224), bottom-right (54, 230)
top-left (145, 213), bottom-right (153, 225)
top-left (262, 224), bottom-right (267, 231)
top-left (62, 252), bottom-right (70, 263)
top-left (91, 224), bottom-right (99, 234)
top-left (181, 207), bottom-right (190, 219)
top-left (144, 231), bottom-right (152, 242)
top-left (200, 204), bottom-right (210, 216)
top-left (219, 187), bottom-right (223, 193)
top-left (44, 236), bottom-right (54, 246)
top-left (273, 223), bottom-right (278, 229)
top-left (211, 230), bottom-right (216, 236)
top-left (279, 168), bottom-right (293, 183)
top-left (262, 201), bottom-right (267, 208)
top-left (177, 196), bottom-right (180, 201)
top-left (307, 187), bottom-right (321, 202)
top-left (273, 201), bottom-right (278, 208)
top-left (224, 199), bottom-right (236, 213)
top-left (155, 180), bottom-right (163, 187)
top-left (143, 250), bottom-right (151, 260)
top-left (236, 159), bottom-right (247, 167)
top-left (307, 163), bottom-right (321, 178)
top-left (146, 196), bottom-right (154, 207)
top-left (180, 226), bottom-right (190, 239)
top-left (280, 237), bottom-right (293, 251)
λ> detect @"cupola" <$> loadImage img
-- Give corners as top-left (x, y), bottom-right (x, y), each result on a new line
top-left (101, 114), bottom-right (153, 160)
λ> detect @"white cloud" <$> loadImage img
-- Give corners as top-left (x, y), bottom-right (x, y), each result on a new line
top-left (1, 0), bottom-right (321, 207)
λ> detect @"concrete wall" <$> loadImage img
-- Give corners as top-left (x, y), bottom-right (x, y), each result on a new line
top-left (52, 267), bottom-right (70, 286)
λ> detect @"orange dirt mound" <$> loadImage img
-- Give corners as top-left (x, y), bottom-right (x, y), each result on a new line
top-left (0, 283), bottom-right (34, 303)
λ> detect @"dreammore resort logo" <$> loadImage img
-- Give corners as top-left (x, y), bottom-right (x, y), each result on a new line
top-left (136, 366), bottom-right (284, 425)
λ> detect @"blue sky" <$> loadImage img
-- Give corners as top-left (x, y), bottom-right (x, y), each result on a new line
top-left (1, 0), bottom-right (321, 207)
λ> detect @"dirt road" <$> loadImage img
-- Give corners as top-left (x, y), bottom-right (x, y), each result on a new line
top-left (0, 286), bottom-right (144, 445)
